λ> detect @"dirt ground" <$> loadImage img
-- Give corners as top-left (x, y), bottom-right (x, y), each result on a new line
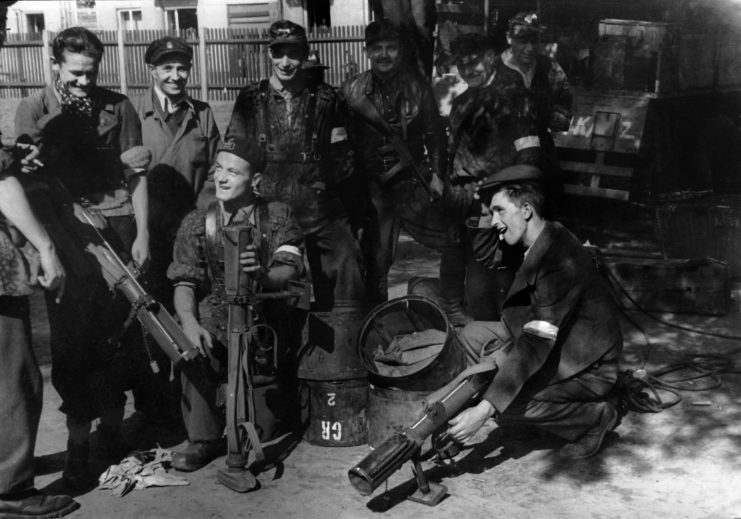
top-left (25, 203), bottom-right (741, 519)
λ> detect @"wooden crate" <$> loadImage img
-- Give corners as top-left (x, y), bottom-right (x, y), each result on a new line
top-left (602, 256), bottom-right (730, 316)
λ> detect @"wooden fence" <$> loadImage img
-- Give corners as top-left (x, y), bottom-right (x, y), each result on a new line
top-left (0, 25), bottom-right (369, 101)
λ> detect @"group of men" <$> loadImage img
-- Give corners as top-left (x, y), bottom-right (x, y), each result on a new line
top-left (0, 8), bottom-right (624, 518)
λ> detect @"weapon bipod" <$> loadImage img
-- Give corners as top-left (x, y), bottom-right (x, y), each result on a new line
top-left (408, 454), bottom-right (447, 506)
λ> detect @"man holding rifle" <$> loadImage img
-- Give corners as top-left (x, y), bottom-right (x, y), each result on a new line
top-left (167, 138), bottom-right (304, 474)
top-left (339, 19), bottom-right (449, 310)
top-left (15, 26), bottom-right (151, 489)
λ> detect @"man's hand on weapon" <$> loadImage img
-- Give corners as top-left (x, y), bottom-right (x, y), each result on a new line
top-left (131, 232), bottom-right (150, 269)
top-left (446, 399), bottom-right (496, 444)
top-left (13, 141), bottom-right (44, 174)
top-left (181, 316), bottom-right (213, 357)
top-left (239, 244), bottom-right (266, 278)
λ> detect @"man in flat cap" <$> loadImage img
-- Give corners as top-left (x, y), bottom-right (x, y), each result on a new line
top-left (498, 12), bottom-right (572, 181)
top-left (445, 165), bottom-right (623, 459)
top-left (340, 19), bottom-right (450, 310)
top-left (225, 19), bottom-right (365, 311)
top-left (15, 26), bottom-right (152, 489)
top-left (132, 36), bottom-right (221, 425)
top-left (440, 32), bottom-right (542, 324)
top-left (167, 138), bottom-right (305, 472)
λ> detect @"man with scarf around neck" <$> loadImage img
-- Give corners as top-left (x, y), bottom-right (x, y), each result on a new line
top-left (339, 19), bottom-right (452, 311)
top-left (15, 27), bottom-right (150, 490)
top-left (167, 138), bottom-right (305, 472)
top-left (225, 20), bottom-right (365, 311)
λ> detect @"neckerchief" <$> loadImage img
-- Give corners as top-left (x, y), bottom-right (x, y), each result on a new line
top-left (55, 78), bottom-right (100, 129)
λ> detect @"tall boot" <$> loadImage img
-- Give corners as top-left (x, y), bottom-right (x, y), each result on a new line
top-left (439, 245), bottom-right (471, 327)
top-left (63, 417), bottom-right (92, 491)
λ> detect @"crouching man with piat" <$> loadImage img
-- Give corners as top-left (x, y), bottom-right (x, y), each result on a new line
top-left (167, 138), bottom-right (305, 487)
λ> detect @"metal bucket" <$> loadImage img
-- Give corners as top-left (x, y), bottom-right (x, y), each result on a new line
top-left (366, 384), bottom-right (433, 449)
top-left (297, 300), bottom-right (368, 381)
top-left (300, 378), bottom-right (369, 447)
top-left (357, 295), bottom-right (467, 391)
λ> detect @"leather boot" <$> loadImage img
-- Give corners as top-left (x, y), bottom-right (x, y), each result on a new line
top-left (62, 440), bottom-right (92, 491)
top-left (0, 489), bottom-right (80, 519)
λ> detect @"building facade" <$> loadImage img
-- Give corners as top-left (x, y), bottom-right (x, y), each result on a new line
top-left (6, 0), bottom-right (371, 34)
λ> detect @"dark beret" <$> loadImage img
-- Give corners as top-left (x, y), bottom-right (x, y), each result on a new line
top-left (217, 139), bottom-right (266, 172)
top-left (450, 32), bottom-right (494, 61)
top-left (508, 11), bottom-right (545, 40)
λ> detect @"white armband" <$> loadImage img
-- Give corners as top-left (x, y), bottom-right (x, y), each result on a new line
top-left (523, 320), bottom-right (558, 341)
top-left (514, 136), bottom-right (541, 151)
top-left (274, 244), bottom-right (302, 257)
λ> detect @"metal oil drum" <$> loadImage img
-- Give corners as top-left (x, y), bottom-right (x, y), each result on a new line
top-left (357, 295), bottom-right (467, 391)
top-left (297, 299), bottom-right (368, 380)
top-left (366, 384), bottom-right (433, 449)
top-left (300, 378), bottom-right (368, 446)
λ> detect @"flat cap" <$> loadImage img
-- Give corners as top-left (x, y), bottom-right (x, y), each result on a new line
top-left (478, 164), bottom-right (544, 193)
top-left (365, 19), bottom-right (401, 45)
top-left (217, 138), bottom-right (266, 173)
top-left (508, 11), bottom-right (545, 40)
top-left (268, 20), bottom-right (308, 48)
top-left (145, 36), bottom-right (193, 65)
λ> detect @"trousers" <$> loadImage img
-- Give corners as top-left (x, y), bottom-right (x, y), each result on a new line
top-left (458, 321), bottom-right (619, 441)
top-left (0, 297), bottom-right (42, 495)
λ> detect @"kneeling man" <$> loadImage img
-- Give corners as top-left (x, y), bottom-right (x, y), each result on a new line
top-left (448, 165), bottom-right (622, 459)
top-left (167, 138), bottom-right (304, 471)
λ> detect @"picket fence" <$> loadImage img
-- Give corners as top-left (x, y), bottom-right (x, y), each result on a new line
top-left (0, 25), bottom-right (370, 100)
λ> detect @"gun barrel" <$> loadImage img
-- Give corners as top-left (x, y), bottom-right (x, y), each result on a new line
top-left (348, 433), bottom-right (421, 496)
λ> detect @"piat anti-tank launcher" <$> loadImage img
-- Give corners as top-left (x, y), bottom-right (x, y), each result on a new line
top-left (348, 360), bottom-right (497, 506)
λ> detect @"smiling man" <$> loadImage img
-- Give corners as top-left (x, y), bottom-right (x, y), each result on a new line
top-left (132, 36), bottom-right (220, 426)
top-left (225, 20), bottom-right (365, 310)
top-left (167, 139), bottom-right (304, 473)
top-left (340, 19), bottom-right (448, 308)
top-left (15, 26), bottom-right (150, 489)
top-left (446, 164), bottom-right (623, 460)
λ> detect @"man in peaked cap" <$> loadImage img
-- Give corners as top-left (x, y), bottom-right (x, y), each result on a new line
top-left (445, 164), bottom-right (623, 459)
top-left (167, 138), bottom-right (305, 472)
top-left (131, 35), bottom-right (220, 426)
top-left (225, 19), bottom-right (365, 311)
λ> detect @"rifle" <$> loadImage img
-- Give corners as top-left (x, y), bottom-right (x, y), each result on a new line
top-left (216, 223), bottom-right (308, 493)
top-left (75, 209), bottom-right (216, 401)
top-left (348, 360), bottom-right (497, 506)
top-left (346, 95), bottom-right (434, 198)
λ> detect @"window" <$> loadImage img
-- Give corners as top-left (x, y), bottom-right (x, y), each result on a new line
top-left (118, 9), bottom-right (142, 31)
top-left (306, 0), bottom-right (331, 31)
top-left (166, 8), bottom-right (198, 35)
top-left (26, 13), bottom-right (45, 33)
top-left (227, 3), bottom-right (271, 29)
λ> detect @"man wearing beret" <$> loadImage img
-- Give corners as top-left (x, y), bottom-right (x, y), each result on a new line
top-left (446, 165), bottom-right (623, 459)
top-left (225, 19), bottom-right (365, 311)
top-left (15, 26), bottom-right (151, 489)
top-left (132, 36), bottom-right (220, 424)
top-left (498, 12), bottom-right (572, 180)
top-left (339, 19), bottom-right (449, 309)
top-left (167, 139), bottom-right (305, 471)
top-left (441, 32), bottom-right (542, 323)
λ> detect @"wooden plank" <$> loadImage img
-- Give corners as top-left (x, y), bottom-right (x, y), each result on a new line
top-left (558, 160), bottom-right (634, 178)
top-left (563, 184), bottom-right (630, 200)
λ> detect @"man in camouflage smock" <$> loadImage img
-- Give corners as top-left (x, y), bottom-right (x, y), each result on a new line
top-left (168, 139), bottom-right (304, 472)
top-left (225, 20), bottom-right (364, 310)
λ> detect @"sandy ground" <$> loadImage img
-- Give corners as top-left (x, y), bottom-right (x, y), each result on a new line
top-left (25, 212), bottom-right (741, 519)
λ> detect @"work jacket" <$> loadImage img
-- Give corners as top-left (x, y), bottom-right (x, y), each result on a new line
top-left (483, 221), bottom-right (623, 412)
top-left (133, 87), bottom-right (220, 196)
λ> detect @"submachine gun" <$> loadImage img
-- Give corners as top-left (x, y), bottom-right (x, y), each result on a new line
top-left (348, 360), bottom-right (498, 506)
top-left (216, 223), bottom-right (308, 493)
